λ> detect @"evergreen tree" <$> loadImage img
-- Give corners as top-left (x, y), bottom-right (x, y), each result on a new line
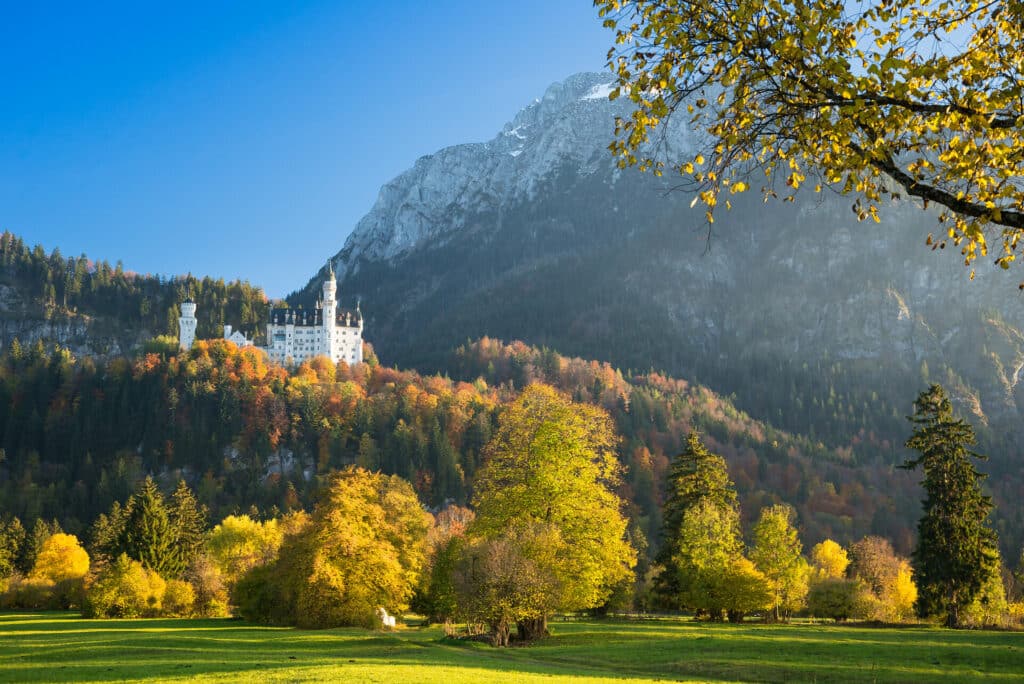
top-left (124, 477), bottom-right (182, 578)
top-left (0, 515), bottom-right (25, 579)
top-left (902, 384), bottom-right (999, 628)
top-left (17, 518), bottom-right (61, 575)
top-left (655, 431), bottom-right (738, 606)
top-left (88, 501), bottom-right (129, 564)
top-left (168, 480), bottom-right (209, 572)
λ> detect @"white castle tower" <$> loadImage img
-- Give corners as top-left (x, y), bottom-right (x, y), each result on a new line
top-left (179, 300), bottom-right (197, 351)
top-left (322, 260), bottom-right (337, 353)
top-left (263, 262), bottom-right (364, 366)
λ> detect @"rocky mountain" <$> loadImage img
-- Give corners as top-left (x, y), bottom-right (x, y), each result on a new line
top-left (298, 72), bottom-right (1024, 461)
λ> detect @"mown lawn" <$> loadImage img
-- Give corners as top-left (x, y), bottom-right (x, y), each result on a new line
top-left (0, 612), bottom-right (1022, 683)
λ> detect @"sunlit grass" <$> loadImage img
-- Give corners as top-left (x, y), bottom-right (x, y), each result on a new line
top-left (0, 612), bottom-right (1021, 682)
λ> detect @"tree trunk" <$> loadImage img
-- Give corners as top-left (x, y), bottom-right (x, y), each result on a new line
top-left (516, 615), bottom-right (549, 642)
top-left (491, 619), bottom-right (510, 647)
top-left (947, 600), bottom-right (959, 629)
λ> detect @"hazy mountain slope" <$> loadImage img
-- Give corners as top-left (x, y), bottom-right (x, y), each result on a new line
top-left (297, 71), bottom-right (1024, 462)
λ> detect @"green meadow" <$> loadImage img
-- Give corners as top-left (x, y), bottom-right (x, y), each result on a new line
top-left (1, 613), bottom-right (1022, 683)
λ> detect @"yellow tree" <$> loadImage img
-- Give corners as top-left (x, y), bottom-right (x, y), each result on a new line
top-left (810, 539), bottom-right (851, 581)
top-left (233, 468), bottom-right (431, 629)
top-left (596, 0), bottom-right (1024, 281)
top-left (26, 533), bottom-right (90, 609)
top-left (207, 515), bottom-right (284, 588)
top-left (471, 383), bottom-right (636, 642)
top-left (750, 504), bottom-right (810, 621)
top-left (30, 533), bottom-right (89, 584)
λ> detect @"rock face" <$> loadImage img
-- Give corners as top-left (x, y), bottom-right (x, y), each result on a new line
top-left (300, 71), bottom-right (1024, 439)
top-left (0, 284), bottom-right (139, 358)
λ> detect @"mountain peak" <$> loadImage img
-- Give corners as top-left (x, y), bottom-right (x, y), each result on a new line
top-left (333, 72), bottom-right (634, 271)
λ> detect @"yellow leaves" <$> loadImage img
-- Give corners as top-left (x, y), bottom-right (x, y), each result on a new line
top-left (731, 181), bottom-right (749, 193)
top-left (599, 0), bottom-right (1024, 281)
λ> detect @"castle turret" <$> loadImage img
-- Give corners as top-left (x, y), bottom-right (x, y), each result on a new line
top-left (322, 261), bottom-right (337, 335)
top-left (179, 300), bottom-right (197, 351)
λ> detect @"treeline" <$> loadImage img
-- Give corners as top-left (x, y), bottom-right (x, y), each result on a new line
top-left (1, 385), bottom-right (1019, 642)
top-left (0, 231), bottom-right (268, 343)
top-left (0, 334), bottom-right (948, 564)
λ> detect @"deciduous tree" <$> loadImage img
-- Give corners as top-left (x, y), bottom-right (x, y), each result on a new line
top-left (810, 539), bottom-right (850, 581)
top-left (656, 431), bottom-right (738, 606)
top-left (470, 384), bottom-right (636, 642)
top-left (596, 0), bottom-right (1024, 281)
top-left (751, 504), bottom-right (809, 621)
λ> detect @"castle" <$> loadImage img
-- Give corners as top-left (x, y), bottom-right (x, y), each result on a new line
top-left (178, 265), bottom-right (364, 366)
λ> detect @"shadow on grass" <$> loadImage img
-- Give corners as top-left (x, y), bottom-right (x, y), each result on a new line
top-left (2, 613), bottom-right (1023, 683)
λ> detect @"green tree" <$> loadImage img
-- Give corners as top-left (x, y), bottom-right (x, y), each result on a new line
top-left (806, 578), bottom-right (868, 622)
top-left (123, 477), bottom-right (182, 578)
top-left (470, 384), bottom-right (636, 642)
top-left (656, 430), bottom-right (738, 607)
top-left (750, 504), bottom-right (809, 621)
top-left (672, 499), bottom-right (745, 619)
top-left (452, 524), bottom-right (564, 647)
top-left (168, 480), bottom-right (208, 572)
top-left (596, 0), bottom-right (1024, 279)
top-left (18, 519), bottom-right (61, 575)
top-left (0, 516), bottom-right (25, 579)
top-left (902, 384), bottom-right (999, 627)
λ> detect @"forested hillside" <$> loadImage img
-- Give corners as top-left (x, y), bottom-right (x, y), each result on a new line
top-left (4, 334), bottom-right (1015, 564)
top-left (0, 231), bottom-right (268, 354)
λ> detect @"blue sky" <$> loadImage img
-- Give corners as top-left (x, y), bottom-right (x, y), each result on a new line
top-left (0, 2), bottom-right (611, 297)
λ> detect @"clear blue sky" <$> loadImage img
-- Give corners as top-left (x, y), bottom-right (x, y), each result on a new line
top-left (0, 2), bottom-right (611, 297)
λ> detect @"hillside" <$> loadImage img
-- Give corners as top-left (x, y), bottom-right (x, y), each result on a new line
top-left (0, 231), bottom-right (269, 356)
top-left (289, 73), bottom-right (1024, 542)
top-left (0, 334), bottom-right (942, 559)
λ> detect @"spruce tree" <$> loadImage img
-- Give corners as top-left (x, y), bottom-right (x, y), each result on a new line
top-left (902, 384), bottom-right (999, 628)
top-left (0, 515), bottom-right (25, 579)
top-left (655, 431), bottom-right (739, 607)
top-left (124, 477), bottom-right (183, 578)
top-left (168, 480), bottom-right (209, 572)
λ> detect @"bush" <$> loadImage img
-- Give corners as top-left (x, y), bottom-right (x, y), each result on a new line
top-left (3, 533), bottom-right (93, 609)
top-left (186, 555), bottom-right (229, 617)
top-left (83, 554), bottom-right (166, 618)
top-left (232, 564), bottom-right (291, 625)
top-left (806, 579), bottom-right (866, 621)
top-left (1, 575), bottom-right (56, 610)
top-left (163, 580), bottom-right (196, 617)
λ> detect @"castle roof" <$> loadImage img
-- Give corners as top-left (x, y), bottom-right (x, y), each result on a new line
top-left (269, 306), bottom-right (362, 327)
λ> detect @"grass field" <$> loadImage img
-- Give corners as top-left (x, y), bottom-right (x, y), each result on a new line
top-left (1, 613), bottom-right (1022, 683)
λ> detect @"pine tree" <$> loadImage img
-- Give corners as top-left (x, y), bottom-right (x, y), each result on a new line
top-left (902, 384), bottom-right (999, 628)
top-left (0, 515), bottom-right (25, 579)
top-left (168, 480), bottom-right (208, 572)
top-left (124, 477), bottom-right (183, 579)
top-left (655, 431), bottom-right (739, 606)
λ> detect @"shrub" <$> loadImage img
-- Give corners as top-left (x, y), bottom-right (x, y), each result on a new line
top-left (186, 554), bottom-right (229, 617)
top-left (162, 580), bottom-right (196, 617)
top-left (83, 554), bottom-right (166, 618)
top-left (806, 579), bottom-right (867, 621)
top-left (1, 575), bottom-right (56, 610)
top-left (232, 564), bottom-right (292, 625)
